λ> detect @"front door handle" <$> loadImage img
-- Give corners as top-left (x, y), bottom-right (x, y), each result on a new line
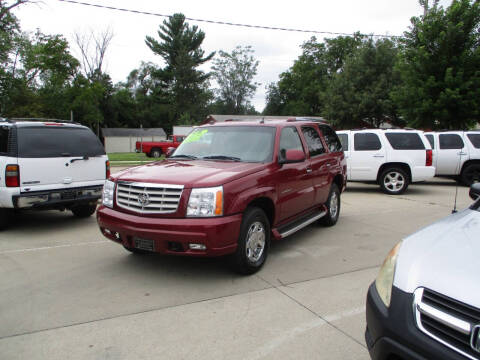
top-left (373, 154), bottom-right (385, 158)
top-left (458, 152), bottom-right (467, 156)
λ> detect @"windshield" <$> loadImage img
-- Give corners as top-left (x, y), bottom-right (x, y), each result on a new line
top-left (173, 126), bottom-right (276, 163)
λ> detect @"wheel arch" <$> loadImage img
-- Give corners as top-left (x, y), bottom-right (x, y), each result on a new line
top-left (377, 162), bottom-right (412, 183)
top-left (460, 159), bottom-right (480, 174)
top-left (245, 197), bottom-right (275, 227)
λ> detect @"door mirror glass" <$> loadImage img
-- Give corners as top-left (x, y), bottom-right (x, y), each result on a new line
top-left (279, 149), bottom-right (305, 164)
top-left (469, 183), bottom-right (480, 201)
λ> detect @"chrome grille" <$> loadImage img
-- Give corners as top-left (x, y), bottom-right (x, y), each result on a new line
top-left (116, 182), bottom-right (183, 214)
top-left (414, 288), bottom-right (480, 359)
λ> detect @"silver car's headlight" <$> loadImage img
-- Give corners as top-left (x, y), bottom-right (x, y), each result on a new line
top-left (375, 241), bottom-right (402, 307)
top-left (102, 180), bottom-right (115, 208)
top-left (187, 186), bottom-right (223, 217)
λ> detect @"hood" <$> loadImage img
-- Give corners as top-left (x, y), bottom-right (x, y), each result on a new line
top-left (394, 207), bottom-right (480, 308)
top-left (112, 160), bottom-right (267, 188)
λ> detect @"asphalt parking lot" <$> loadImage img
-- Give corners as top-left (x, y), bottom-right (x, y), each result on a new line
top-left (0, 175), bottom-right (473, 360)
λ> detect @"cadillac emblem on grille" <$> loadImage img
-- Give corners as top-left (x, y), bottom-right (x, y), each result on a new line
top-left (137, 192), bottom-right (150, 207)
top-left (471, 325), bottom-right (480, 353)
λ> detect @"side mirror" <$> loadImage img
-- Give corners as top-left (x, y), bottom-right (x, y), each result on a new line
top-left (166, 147), bottom-right (175, 158)
top-left (469, 183), bottom-right (480, 201)
top-left (279, 149), bottom-right (306, 165)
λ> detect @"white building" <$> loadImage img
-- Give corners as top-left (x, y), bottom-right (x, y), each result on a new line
top-left (102, 128), bottom-right (166, 153)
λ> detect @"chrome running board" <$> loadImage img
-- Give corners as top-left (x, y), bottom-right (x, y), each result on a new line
top-left (279, 211), bottom-right (327, 238)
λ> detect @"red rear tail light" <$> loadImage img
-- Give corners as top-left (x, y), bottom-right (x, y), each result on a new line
top-left (426, 149), bottom-right (433, 166)
top-left (5, 164), bottom-right (20, 187)
top-left (106, 160), bottom-right (111, 179)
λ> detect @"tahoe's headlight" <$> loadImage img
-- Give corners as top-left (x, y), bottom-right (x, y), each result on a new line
top-left (102, 180), bottom-right (115, 208)
top-left (187, 186), bottom-right (223, 217)
top-left (375, 241), bottom-right (402, 307)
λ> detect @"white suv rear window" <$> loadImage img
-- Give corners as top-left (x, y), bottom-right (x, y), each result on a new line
top-left (17, 126), bottom-right (105, 158)
top-left (385, 133), bottom-right (425, 150)
top-left (467, 134), bottom-right (480, 149)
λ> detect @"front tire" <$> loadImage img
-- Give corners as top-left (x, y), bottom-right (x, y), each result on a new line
top-left (319, 184), bottom-right (340, 227)
top-left (231, 207), bottom-right (270, 275)
top-left (461, 164), bottom-right (480, 186)
top-left (0, 208), bottom-right (12, 230)
top-left (150, 148), bottom-right (162, 158)
top-left (379, 167), bottom-right (409, 195)
top-left (71, 204), bottom-right (97, 218)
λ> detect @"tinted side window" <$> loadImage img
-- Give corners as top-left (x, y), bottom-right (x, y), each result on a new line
top-left (319, 125), bottom-right (342, 152)
top-left (439, 134), bottom-right (464, 150)
top-left (337, 134), bottom-right (348, 151)
top-left (0, 127), bottom-right (8, 153)
top-left (301, 127), bottom-right (325, 157)
top-left (354, 133), bottom-right (382, 151)
top-left (279, 127), bottom-right (304, 154)
top-left (425, 134), bottom-right (435, 149)
top-left (385, 133), bottom-right (425, 150)
top-left (17, 127), bottom-right (105, 158)
top-left (467, 134), bottom-right (480, 149)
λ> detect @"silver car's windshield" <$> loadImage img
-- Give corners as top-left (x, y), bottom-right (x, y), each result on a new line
top-left (173, 126), bottom-right (276, 163)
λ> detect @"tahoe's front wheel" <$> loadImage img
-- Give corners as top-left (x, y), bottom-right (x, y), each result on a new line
top-left (232, 207), bottom-right (270, 275)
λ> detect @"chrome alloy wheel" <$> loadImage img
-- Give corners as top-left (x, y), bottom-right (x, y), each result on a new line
top-left (245, 221), bottom-right (266, 263)
top-left (383, 171), bottom-right (405, 192)
top-left (329, 191), bottom-right (339, 219)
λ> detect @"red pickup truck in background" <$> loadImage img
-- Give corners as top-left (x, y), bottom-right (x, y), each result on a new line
top-left (135, 135), bottom-right (186, 157)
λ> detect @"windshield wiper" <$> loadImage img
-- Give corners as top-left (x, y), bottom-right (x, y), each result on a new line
top-left (202, 155), bottom-right (242, 161)
top-left (169, 154), bottom-right (198, 160)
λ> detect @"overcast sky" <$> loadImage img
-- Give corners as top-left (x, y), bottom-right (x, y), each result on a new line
top-left (14, 0), bottom-right (453, 112)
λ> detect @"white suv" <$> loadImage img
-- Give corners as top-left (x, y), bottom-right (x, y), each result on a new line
top-left (0, 118), bottom-right (109, 229)
top-left (337, 129), bottom-right (435, 195)
top-left (424, 131), bottom-right (480, 185)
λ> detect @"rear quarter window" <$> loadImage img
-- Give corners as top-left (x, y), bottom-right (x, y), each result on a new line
top-left (17, 126), bottom-right (105, 158)
top-left (319, 125), bottom-right (343, 152)
top-left (385, 133), bottom-right (425, 150)
top-left (467, 134), bottom-right (480, 149)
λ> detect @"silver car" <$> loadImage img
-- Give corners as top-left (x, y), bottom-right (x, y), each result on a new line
top-left (366, 183), bottom-right (480, 360)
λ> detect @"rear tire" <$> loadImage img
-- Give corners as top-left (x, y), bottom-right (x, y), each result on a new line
top-left (379, 167), bottom-right (409, 195)
top-left (71, 204), bottom-right (97, 218)
top-left (150, 148), bottom-right (162, 158)
top-left (231, 207), bottom-right (270, 275)
top-left (319, 184), bottom-right (340, 227)
top-left (460, 164), bottom-right (480, 186)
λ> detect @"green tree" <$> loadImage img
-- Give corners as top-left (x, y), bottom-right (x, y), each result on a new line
top-left (263, 34), bottom-right (363, 116)
top-left (211, 45), bottom-right (259, 114)
top-left (145, 13), bottom-right (214, 128)
top-left (323, 38), bottom-right (400, 128)
top-left (392, 0), bottom-right (480, 130)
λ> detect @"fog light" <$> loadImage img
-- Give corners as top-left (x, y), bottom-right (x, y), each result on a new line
top-left (104, 229), bottom-right (111, 235)
top-left (189, 243), bottom-right (206, 250)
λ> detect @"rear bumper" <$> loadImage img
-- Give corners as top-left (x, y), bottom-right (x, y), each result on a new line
top-left (366, 283), bottom-right (466, 360)
top-left (96, 206), bottom-right (242, 257)
top-left (12, 186), bottom-right (103, 209)
top-left (411, 166), bottom-right (436, 182)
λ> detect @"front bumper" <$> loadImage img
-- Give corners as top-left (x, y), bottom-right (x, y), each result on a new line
top-left (12, 186), bottom-right (103, 209)
top-left (96, 205), bottom-right (242, 257)
top-left (365, 283), bottom-right (468, 360)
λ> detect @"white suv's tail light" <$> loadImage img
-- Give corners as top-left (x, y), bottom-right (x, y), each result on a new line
top-left (5, 164), bottom-right (20, 187)
top-left (426, 149), bottom-right (433, 166)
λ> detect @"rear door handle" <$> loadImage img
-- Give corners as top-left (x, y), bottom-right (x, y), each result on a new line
top-left (373, 154), bottom-right (384, 158)
top-left (306, 167), bottom-right (313, 173)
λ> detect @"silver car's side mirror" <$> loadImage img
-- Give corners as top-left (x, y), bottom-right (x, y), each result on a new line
top-left (469, 183), bottom-right (480, 200)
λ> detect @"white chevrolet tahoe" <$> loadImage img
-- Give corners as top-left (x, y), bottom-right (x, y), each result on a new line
top-left (336, 129), bottom-right (435, 195)
top-left (424, 131), bottom-right (480, 186)
top-left (366, 183), bottom-right (480, 360)
top-left (0, 118), bottom-right (109, 229)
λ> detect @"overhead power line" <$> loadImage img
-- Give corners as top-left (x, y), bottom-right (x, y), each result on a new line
top-left (57, 0), bottom-right (402, 39)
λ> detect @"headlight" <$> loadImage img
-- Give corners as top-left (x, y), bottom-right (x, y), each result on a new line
top-left (187, 186), bottom-right (223, 217)
top-left (375, 241), bottom-right (402, 307)
top-left (102, 180), bottom-right (115, 208)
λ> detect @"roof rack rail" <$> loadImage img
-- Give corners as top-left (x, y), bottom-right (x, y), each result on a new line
top-left (6, 118), bottom-right (80, 125)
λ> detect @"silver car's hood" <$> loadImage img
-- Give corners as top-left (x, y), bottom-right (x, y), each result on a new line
top-left (394, 206), bottom-right (480, 308)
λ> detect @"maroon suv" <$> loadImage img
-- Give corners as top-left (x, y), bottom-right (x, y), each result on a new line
top-left (97, 119), bottom-right (347, 274)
